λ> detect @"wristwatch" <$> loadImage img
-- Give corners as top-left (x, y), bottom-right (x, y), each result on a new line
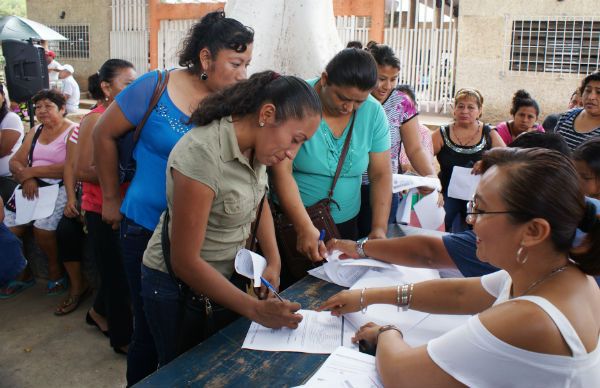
top-left (378, 324), bottom-right (403, 339)
top-left (356, 237), bottom-right (369, 258)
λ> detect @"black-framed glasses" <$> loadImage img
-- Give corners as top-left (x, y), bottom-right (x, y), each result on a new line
top-left (465, 199), bottom-right (522, 225)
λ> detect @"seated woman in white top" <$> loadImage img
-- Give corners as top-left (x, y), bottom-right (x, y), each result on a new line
top-left (319, 147), bottom-right (600, 387)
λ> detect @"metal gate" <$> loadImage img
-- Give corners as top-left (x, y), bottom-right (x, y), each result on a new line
top-left (384, 0), bottom-right (457, 113)
top-left (110, 0), bottom-right (149, 73)
top-left (158, 19), bottom-right (196, 70)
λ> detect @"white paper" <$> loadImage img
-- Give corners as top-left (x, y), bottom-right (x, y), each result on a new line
top-left (322, 250), bottom-right (369, 288)
top-left (305, 346), bottom-right (383, 388)
top-left (14, 185), bottom-right (59, 225)
top-left (395, 189), bottom-right (416, 224)
top-left (242, 310), bottom-right (357, 354)
top-left (234, 249), bottom-right (267, 285)
top-left (392, 174), bottom-right (441, 193)
top-left (413, 191), bottom-right (445, 230)
top-left (447, 166), bottom-right (480, 201)
top-left (308, 266), bottom-right (333, 283)
top-left (339, 258), bottom-right (394, 269)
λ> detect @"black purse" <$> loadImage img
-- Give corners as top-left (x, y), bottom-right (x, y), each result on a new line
top-left (161, 192), bottom-right (266, 354)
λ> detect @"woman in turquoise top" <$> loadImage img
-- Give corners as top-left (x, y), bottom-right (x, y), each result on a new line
top-left (271, 48), bottom-right (392, 266)
top-left (92, 11), bottom-right (254, 386)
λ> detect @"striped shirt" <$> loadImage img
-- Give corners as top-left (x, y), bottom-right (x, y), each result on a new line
top-left (555, 108), bottom-right (600, 150)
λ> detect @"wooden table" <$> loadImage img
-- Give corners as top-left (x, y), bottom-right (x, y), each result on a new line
top-left (135, 276), bottom-right (344, 387)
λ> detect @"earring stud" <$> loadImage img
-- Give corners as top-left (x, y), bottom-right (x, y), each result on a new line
top-left (200, 72), bottom-right (208, 80)
top-left (259, 122), bottom-right (265, 127)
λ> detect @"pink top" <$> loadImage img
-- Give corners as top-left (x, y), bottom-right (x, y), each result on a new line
top-left (399, 123), bottom-right (434, 170)
top-left (495, 121), bottom-right (544, 145)
top-left (31, 122), bottom-right (78, 167)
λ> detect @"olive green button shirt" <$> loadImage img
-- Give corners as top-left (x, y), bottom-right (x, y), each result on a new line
top-left (143, 116), bottom-right (267, 278)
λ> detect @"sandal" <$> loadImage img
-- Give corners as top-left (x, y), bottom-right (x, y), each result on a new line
top-left (47, 276), bottom-right (68, 296)
top-left (0, 279), bottom-right (36, 299)
top-left (86, 310), bottom-right (109, 337)
top-left (54, 287), bottom-right (91, 316)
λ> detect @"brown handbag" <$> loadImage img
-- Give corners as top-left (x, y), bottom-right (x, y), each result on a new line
top-left (272, 112), bottom-right (355, 281)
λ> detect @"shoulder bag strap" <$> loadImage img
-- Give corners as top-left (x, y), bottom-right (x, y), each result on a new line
top-left (249, 190), bottom-right (267, 252)
top-left (327, 112), bottom-right (356, 201)
top-left (28, 124), bottom-right (44, 167)
top-left (132, 69), bottom-right (170, 144)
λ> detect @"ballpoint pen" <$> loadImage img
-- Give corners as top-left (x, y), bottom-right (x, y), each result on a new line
top-left (319, 229), bottom-right (326, 242)
top-left (260, 276), bottom-right (284, 302)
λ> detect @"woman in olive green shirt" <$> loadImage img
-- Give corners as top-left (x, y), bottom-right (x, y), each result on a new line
top-left (141, 71), bottom-right (322, 367)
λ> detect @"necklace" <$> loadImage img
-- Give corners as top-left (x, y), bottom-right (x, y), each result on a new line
top-left (452, 122), bottom-right (482, 146)
top-left (516, 265), bottom-right (568, 298)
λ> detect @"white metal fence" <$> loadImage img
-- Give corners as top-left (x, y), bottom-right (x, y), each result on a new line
top-left (336, 16), bottom-right (371, 47)
top-left (158, 19), bottom-right (196, 70)
top-left (48, 24), bottom-right (90, 60)
top-left (110, 0), bottom-right (148, 73)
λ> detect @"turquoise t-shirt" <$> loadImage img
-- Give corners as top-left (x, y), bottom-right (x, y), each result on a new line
top-left (292, 78), bottom-right (390, 223)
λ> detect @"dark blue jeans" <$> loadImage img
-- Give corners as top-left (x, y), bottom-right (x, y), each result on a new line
top-left (119, 217), bottom-right (158, 386)
top-left (443, 196), bottom-right (469, 233)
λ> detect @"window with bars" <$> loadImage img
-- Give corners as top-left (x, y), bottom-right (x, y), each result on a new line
top-left (509, 18), bottom-right (600, 75)
top-left (48, 24), bottom-right (90, 60)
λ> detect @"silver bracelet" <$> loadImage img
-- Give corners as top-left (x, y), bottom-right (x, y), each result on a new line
top-left (360, 287), bottom-right (368, 314)
top-left (396, 284), bottom-right (401, 312)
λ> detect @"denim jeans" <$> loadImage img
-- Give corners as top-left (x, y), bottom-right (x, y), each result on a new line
top-left (443, 196), bottom-right (469, 233)
top-left (119, 217), bottom-right (158, 386)
top-left (142, 265), bottom-right (243, 367)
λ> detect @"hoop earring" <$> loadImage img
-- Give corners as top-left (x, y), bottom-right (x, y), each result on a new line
top-left (200, 72), bottom-right (208, 81)
top-left (516, 245), bottom-right (528, 264)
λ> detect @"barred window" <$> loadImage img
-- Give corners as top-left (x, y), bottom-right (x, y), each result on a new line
top-left (47, 24), bottom-right (90, 60)
top-left (508, 18), bottom-right (600, 75)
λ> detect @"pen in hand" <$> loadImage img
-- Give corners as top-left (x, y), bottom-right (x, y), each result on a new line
top-left (260, 276), bottom-right (284, 302)
top-left (319, 229), bottom-right (326, 242)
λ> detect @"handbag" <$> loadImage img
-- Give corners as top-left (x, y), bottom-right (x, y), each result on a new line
top-left (117, 69), bottom-right (170, 183)
top-left (272, 112), bottom-right (355, 281)
top-left (161, 191), bottom-right (266, 354)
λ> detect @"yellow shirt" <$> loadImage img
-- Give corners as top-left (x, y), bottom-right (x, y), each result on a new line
top-left (143, 116), bottom-right (267, 277)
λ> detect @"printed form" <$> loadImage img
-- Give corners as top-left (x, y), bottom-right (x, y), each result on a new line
top-left (242, 310), bottom-right (357, 354)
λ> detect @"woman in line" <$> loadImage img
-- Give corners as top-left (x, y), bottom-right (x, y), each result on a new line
top-left (555, 71), bottom-right (600, 150)
top-left (320, 147), bottom-right (600, 387)
top-left (1, 90), bottom-right (77, 297)
top-left (93, 11), bottom-right (253, 385)
top-left (141, 71), bottom-right (321, 367)
top-left (73, 60), bottom-right (137, 353)
top-left (358, 45), bottom-right (436, 234)
top-left (574, 137), bottom-right (600, 201)
top-left (0, 84), bottom-right (25, 203)
top-left (271, 48), bottom-right (392, 272)
top-left (433, 88), bottom-right (505, 232)
top-left (495, 89), bottom-right (544, 146)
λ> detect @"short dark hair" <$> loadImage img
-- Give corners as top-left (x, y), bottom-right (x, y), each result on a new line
top-left (510, 89), bottom-right (540, 117)
top-left (480, 147), bottom-right (600, 274)
top-left (368, 44), bottom-right (400, 70)
top-left (32, 89), bottom-right (66, 113)
top-left (325, 48), bottom-right (378, 91)
top-left (574, 137), bottom-right (600, 178)
top-left (509, 132), bottom-right (571, 157)
top-left (580, 70), bottom-right (600, 95)
top-left (346, 40), bottom-right (363, 49)
top-left (179, 10), bottom-right (254, 76)
top-left (190, 71), bottom-right (321, 127)
top-left (88, 59), bottom-right (135, 100)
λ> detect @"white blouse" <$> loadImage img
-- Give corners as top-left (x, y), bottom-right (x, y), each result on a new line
top-left (427, 270), bottom-right (600, 387)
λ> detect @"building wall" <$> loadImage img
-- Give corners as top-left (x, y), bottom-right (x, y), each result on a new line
top-left (456, 0), bottom-right (600, 123)
top-left (26, 0), bottom-right (112, 93)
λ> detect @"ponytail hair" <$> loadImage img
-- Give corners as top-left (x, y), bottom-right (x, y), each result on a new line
top-left (88, 59), bottom-right (135, 100)
top-left (190, 71), bottom-right (321, 127)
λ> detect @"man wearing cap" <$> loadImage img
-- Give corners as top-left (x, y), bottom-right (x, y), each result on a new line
top-left (59, 64), bottom-right (80, 114)
top-left (45, 50), bottom-right (62, 85)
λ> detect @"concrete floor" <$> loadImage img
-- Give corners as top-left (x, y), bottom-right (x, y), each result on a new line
top-left (0, 281), bottom-right (126, 388)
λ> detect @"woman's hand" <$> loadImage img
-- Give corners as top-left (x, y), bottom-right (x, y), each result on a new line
top-left (14, 167), bottom-right (33, 183)
top-left (317, 289), bottom-right (362, 316)
top-left (297, 224), bottom-right (328, 262)
top-left (21, 178), bottom-right (39, 200)
top-left (368, 227), bottom-right (387, 240)
top-left (437, 191), bottom-right (444, 208)
top-left (251, 298), bottom-right (303, 329)
top-left (102, 197), bottom-right (123, 230)
top-left (257, 264), bottom-right (281, 300)
top-left (326, 238), bottom-right (360, 259)
top-left (352, 322), bottom-right (382, 346)
top-left (63, 199), bottom-right (79, 218)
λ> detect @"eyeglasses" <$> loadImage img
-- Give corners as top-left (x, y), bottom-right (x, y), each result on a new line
top-left (465, 199), bottom-right (522, 225)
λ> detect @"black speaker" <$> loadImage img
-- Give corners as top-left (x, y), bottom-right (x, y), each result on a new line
top-left (2, 39), bottom-right (49, 102)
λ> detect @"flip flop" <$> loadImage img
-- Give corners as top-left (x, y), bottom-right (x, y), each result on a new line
top-left (47, 276), bottom-right (68, 296)
top-left (0, 279), bottom-right (36, 299)
top-left (54, 287), bottom-right (91, 316)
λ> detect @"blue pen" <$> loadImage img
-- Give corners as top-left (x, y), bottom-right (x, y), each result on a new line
top-left (319, 229), bottom-right (326, 242)
top-left (260, 276), bottom-right (284, 302)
